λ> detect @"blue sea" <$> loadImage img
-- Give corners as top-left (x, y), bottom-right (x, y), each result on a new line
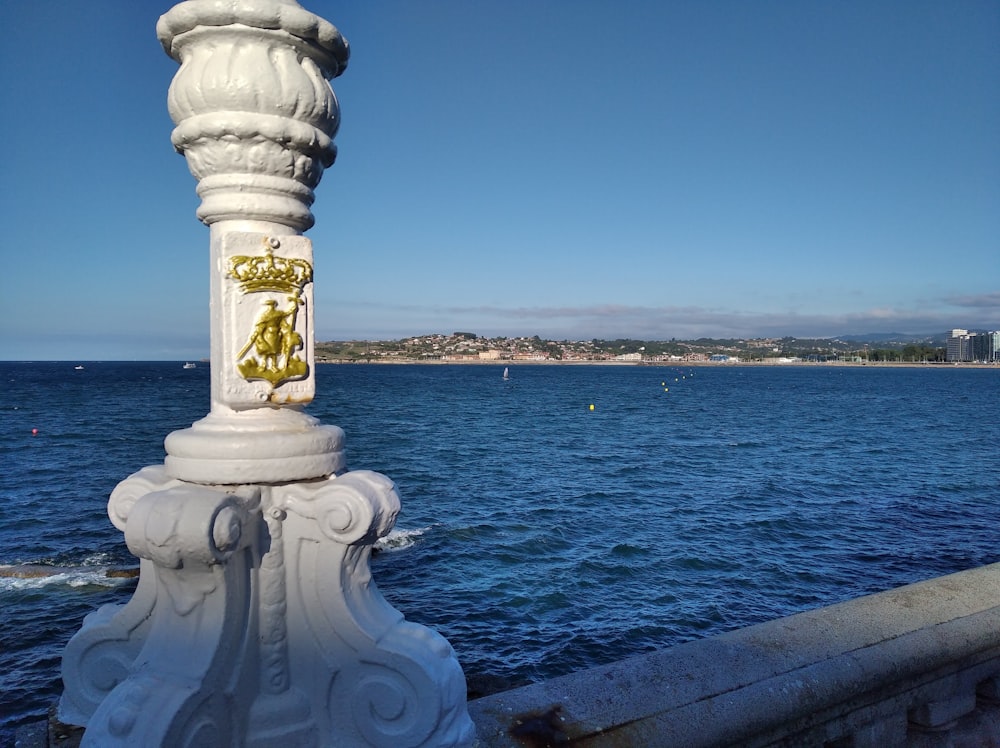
top-left (2, 361), bottom-right (999, 740)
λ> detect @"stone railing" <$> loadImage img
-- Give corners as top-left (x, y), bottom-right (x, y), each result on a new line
top-left (469, 562), bottom-right (1000, 747)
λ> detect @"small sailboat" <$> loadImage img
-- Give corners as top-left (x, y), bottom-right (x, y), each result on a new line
top-left (502, 367), bottom-right (510, 381)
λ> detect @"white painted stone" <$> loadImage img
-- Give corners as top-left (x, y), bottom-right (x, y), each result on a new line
top-left (157, 0), bottom-right (347, 485)
top-left (63, 468), bottom-right (475, 746)
top-left (60, 3), bottom-right (475, 745)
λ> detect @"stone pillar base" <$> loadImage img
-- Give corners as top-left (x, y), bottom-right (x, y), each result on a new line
top-left (164, 412), bottom-right (345, 485)
top-left (60, 466), bottom-right (475, 747)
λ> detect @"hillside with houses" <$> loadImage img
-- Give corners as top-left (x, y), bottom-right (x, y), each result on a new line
top-left (314, 331), bottom-right (975, 364)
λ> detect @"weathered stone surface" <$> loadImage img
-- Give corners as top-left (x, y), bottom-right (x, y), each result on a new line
top-left (469, 563), bottom-right (1000, 747)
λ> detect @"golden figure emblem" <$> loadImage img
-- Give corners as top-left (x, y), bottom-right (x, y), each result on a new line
top-left (228, 237), bottom-right (313, 386)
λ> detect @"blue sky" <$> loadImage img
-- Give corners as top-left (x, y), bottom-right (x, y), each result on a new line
top-left (2, 1), bottom-right (998, 360)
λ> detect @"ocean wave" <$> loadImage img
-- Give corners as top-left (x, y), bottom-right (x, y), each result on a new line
top-left (374, 526), bottom-right (432, 553)
top-left (4, 361), bottom-right (1000, 731)
top-left (0, 564), bottom-right (137, 593)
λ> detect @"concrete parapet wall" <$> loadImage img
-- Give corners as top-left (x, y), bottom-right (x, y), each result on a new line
top-left (469, 563), bottom-right (1000, 747)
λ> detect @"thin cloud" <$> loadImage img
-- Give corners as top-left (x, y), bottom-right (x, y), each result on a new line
top-left (318, 298), bottom-right (999, 341)
top-left (945, 292), bottom-right (1000, 309)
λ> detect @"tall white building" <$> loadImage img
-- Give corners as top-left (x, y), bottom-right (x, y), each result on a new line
top-left (947, 329), bottom-right (1000, 362)
top-left (947, 329), bottom-right (970, 362)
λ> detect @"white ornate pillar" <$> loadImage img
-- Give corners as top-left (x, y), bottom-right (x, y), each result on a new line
top-left (59, 2), bottom-right (475, 746)
top-left (158, 0), bottom-right (346, 485)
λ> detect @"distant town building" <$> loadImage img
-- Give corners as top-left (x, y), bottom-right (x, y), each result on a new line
top-left (947, 329), bottom-right (1000, 362)
top-left (947, 329), bottom-right (971, 362)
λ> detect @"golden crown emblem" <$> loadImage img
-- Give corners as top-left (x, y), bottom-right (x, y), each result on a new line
top-left (227, 238), bottom-right (313, 294)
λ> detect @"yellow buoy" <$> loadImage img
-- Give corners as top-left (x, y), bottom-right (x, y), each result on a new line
top-left (589, 404), bottom-right (595, 411)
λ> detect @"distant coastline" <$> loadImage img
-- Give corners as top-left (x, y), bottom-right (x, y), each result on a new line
top-left (316, 358), bottom-right (996, 368)
top-left (314, 330), bottom-right (998, 366)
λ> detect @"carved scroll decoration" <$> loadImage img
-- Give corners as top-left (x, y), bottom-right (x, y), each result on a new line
top-left (277, 472), bottom-right (476, 747)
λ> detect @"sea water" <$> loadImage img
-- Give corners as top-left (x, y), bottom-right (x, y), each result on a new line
top-left (2, 361), bottom-right (998, 737)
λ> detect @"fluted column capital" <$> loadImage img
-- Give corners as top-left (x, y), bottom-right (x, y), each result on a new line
top-left (156, 0), bottom-right (349, 230)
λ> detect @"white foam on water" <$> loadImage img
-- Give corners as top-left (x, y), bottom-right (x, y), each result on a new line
top-left (375, 526), bottom-right (432, 553)
top-left (0, 567), bottom-right (132, 593)
top-left (79, 551), bottom-right (118, 567)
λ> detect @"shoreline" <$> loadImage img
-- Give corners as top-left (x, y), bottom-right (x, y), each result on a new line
top-left (316, 358), bottom-right (998, 369)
